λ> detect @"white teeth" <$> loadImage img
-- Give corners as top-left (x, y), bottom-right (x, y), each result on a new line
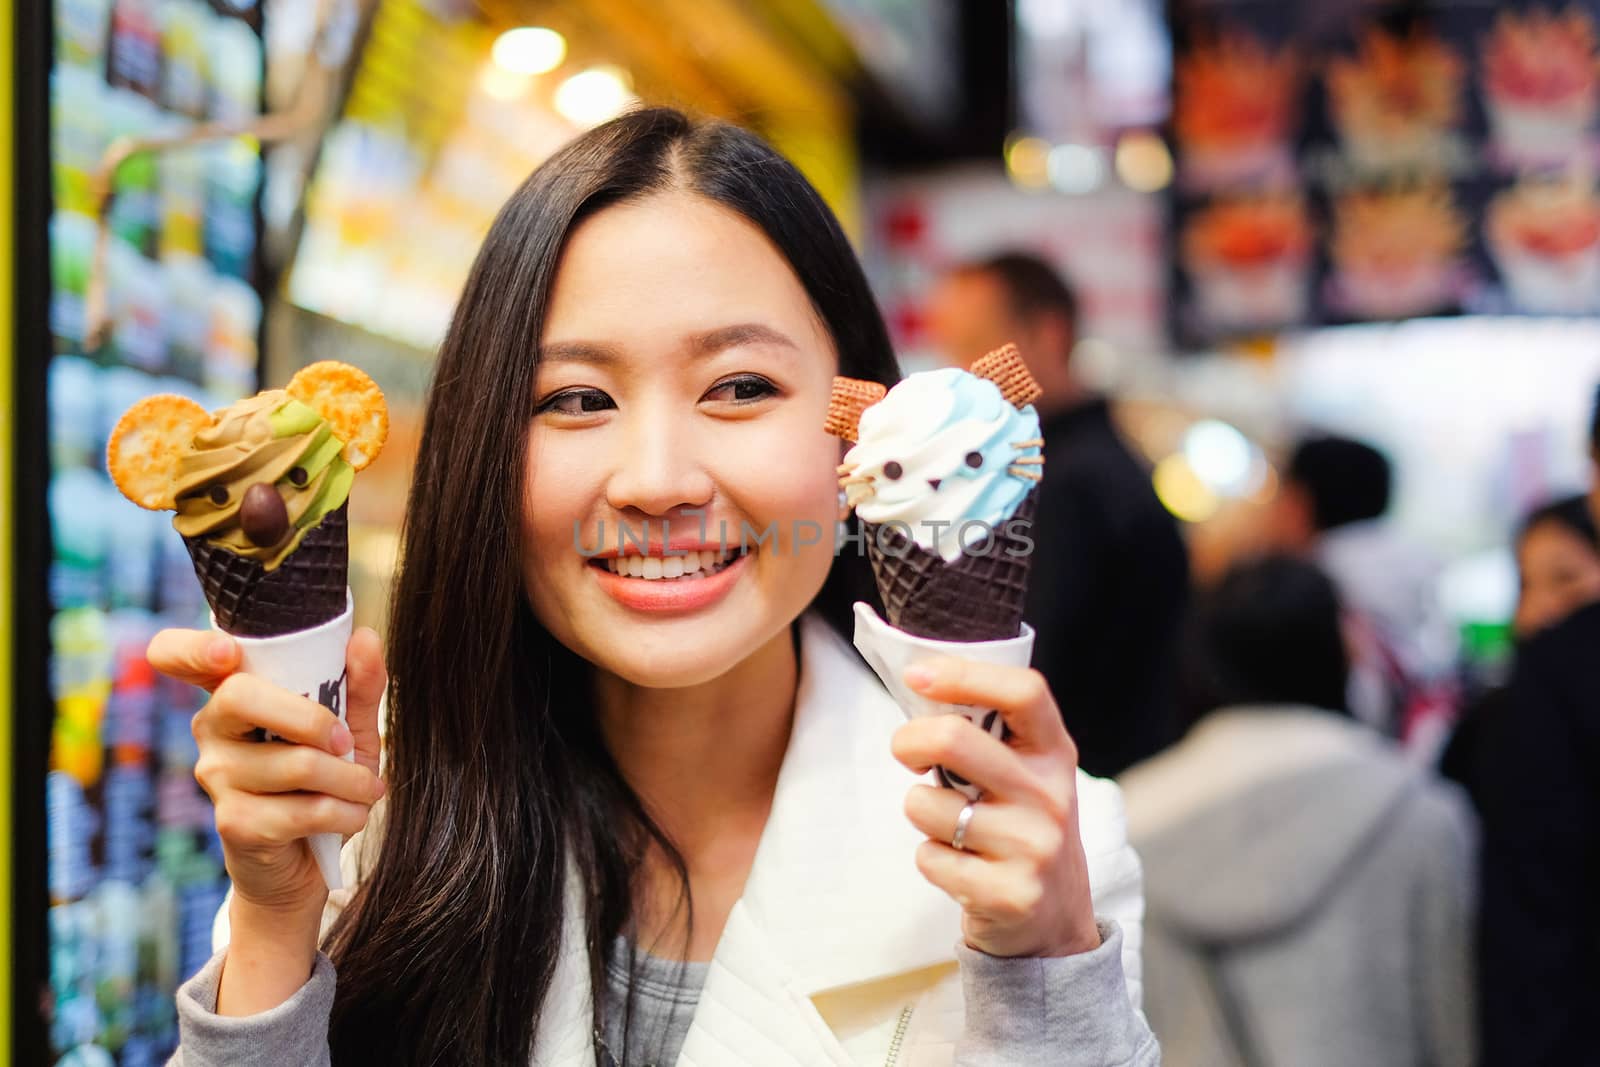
top-left (599, 548), bottom-right (749, 580)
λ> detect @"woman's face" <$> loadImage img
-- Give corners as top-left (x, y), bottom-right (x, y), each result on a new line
top-left (523, 190), bottom-right (843, 688)
top-left (1515, 519), bottom-right (1600, 638)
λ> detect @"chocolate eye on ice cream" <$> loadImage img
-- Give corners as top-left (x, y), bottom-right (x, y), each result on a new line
top-left (107, 361), bottom-right (389, 637)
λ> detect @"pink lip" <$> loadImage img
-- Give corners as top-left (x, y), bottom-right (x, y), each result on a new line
top-left (590, 551), bottom-right (751, 614)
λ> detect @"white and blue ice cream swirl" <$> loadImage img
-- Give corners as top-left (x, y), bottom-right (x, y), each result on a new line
top-left (843, 368), bottom-right (1042, 562)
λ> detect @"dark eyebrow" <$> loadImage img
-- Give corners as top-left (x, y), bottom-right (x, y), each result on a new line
top-left (684, 322), bottom-right (799, 356)
top-left (538, 340), bottom-right (622, 365)
top-left (539, 323), bottom-right (797, 365)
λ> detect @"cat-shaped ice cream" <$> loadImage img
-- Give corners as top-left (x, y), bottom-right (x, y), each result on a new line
top-left (841, 368), bottom-right (1041, 562)
top-left (828, 344), bottom-right (1043, 642)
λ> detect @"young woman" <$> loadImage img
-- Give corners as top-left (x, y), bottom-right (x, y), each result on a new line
top-left (154, 108), bottom-right (1156, 1066)
top-left (1442, 493), bottom-right (1600, 814)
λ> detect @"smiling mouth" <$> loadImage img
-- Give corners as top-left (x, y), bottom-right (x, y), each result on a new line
top-left (589, 546), bottom-right (751, 581)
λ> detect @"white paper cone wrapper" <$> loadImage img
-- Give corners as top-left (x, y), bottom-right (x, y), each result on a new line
top-left (212, 590), bottom-right (355, 892)
top-left (852, 601), bottom-right (1035, 801)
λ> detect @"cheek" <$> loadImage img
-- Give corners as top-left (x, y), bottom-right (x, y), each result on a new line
top-left (712, 416), bottom-right (841, 571)
top-left (723, 423), bottom-right (839, 522)
top-left (520, 429), bottom-right (599, 584)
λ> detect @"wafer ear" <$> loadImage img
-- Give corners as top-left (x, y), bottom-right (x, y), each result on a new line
top-left (971, 344), bottom-right (1042, 410)
top-left (286, 361), bottom-right (389, 470)
top-left (106, 394), bottom-right (214, 510)
top-left (824, 377), bottom-right (888, 442)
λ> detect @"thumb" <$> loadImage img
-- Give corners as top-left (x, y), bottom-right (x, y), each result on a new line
top-left (344, 626), bottom-right (387, 777)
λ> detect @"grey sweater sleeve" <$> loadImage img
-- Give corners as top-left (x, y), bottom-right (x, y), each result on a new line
top-left (165, 949), bottom-right (335, 1067)
top-left (956, 921), bottom-right (1161, 1066)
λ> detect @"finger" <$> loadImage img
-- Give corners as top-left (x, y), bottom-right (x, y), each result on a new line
top-left (213, 791), bottom-right (374, 849)
top-left (903, 658), bottom-right (1067, 753)
top-left (892, 715), bottom-right (1035, 800)
top-left (197, 738), bottom-right (386, 805)
top-left (201, 673), bottom-right (352, 754)
top-left (344, 628), bottom-right (386, 774)
top-left (912, 838), bottom-right (991, 909)
top-left (147, 629), bottom-right (240, 691)
top-left (904, 786), bottom-right (1060, 862)
top-left (916, 840), bottom-right (1051, 935)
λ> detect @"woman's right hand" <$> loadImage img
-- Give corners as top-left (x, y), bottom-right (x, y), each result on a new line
top-left (147, 627), bottom-right (388, 918)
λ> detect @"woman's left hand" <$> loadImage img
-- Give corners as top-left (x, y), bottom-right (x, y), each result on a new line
top-left (890, 657), bottom-right (1101, 959)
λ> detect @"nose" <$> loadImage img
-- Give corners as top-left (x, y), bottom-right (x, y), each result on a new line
top-left (927, 478), bottom-right (942, 490)
top-left (604, 404), bottom-right (715, 519)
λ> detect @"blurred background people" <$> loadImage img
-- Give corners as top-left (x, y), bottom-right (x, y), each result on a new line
top-left (1509, 494), bottom-right (1600, 637)
top-left (1442, 493), bottom-right (1600, 812)
top-left (1475, 391), bottom-right (1600, 1067)
top-left (925, 252), bottom-right (1190, 777)
top-left (1122, 555), bottom-right (1475, 1067)
top-left (1267, 435), bottom-right (1456, 747)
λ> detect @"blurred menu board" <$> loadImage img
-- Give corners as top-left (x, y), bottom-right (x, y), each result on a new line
top-left (1169, 0), bottom-right (1600, 347)
top-left (46, 0), bottom-right (264, 1058)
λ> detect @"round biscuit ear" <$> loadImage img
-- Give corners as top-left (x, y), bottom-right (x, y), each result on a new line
top-left (824, 377), bottom-right (888, 442)
top-left (285, 361), bottom-right (390, 470)
top-left (106, 394), bottom-right (214, 510)
top-left (970, 344), bottom-right (1042, 410)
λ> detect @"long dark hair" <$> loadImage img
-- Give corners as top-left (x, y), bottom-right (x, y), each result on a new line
top-left (323, 108), bottom-right (897, 1065)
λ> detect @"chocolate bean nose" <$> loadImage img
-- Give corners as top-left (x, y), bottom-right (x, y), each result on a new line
top-left (239, 483), bottom-right (290, 547)
top-left (927, 478), bottom-right (942, 490)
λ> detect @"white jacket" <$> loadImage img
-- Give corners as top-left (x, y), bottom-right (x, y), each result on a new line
top-left (202, 613), bottom-right (1150, 1066)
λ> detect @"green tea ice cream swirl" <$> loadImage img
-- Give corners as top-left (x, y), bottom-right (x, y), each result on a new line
top-left (171, 390), bottom-right (354, 570)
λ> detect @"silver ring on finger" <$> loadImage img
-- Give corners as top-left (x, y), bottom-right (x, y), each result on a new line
top-left (951, 799), bottom-right (978, 852)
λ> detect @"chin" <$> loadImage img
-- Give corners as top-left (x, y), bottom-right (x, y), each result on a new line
top-left (583, 606), bottom-right (789, 689)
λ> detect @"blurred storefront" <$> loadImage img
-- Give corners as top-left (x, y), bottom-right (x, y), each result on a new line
top-left (860, 0), bottom-right (1600, 673)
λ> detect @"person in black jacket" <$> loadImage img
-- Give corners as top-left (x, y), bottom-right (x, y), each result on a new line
top-left (1476, 389), bottom-right (1600, 1066)
top-left (1442, 494), bottom-right (1600, 815)
top-left (926, 252), bottom-right (1190, 777)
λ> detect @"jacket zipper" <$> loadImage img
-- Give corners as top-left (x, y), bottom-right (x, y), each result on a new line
top-left (883, 1005), bottom-right (914, 1067)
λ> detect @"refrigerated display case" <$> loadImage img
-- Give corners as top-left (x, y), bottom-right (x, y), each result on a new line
top-left (13, 0), bottom-right (270, 1057)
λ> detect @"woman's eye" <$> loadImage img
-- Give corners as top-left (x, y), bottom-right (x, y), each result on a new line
top-left (703, 375), bottom-right (779, 403)
top-left (964, 451), bottom-right (983, 469)
top-left (537, 389), bottom-right (616, 415)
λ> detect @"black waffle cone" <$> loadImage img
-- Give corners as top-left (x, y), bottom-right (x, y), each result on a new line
top-left (185, 502), bottom-right (350, 638)
top-left (865, 492), bottom-right (1037, 642)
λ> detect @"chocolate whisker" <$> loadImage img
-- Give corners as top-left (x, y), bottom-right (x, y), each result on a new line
top-left (1011, 437), bottom-right (1043, 449)
top-left (1007, 466), bottom-right (1043, 482)
top-left (1010, 455), bottom-right (1044, 465)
